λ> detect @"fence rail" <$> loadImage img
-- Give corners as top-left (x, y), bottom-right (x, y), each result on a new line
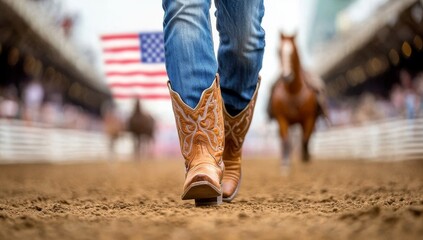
top-left (0, 119), bottom-right (111, 163)
top-left (310, 117), bottom-right (423, 161)
top-left (1, 117), bottom-right (422, 164)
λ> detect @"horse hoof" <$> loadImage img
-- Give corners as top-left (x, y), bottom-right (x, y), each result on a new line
top-left (302, 156), bottom-right (311, 163)
top-left (302, 152), bottom-right (311, 163)
top-left (280, 165), bottom-right (291, 176)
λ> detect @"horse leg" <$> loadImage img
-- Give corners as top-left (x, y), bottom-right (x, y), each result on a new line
top-left (108, 136), bottom-right (114, 155)
top-left (133, 135), bottom-right (141, 160)
top-left (139, 135), bottom-right (146, 158)
top-left (108, 135), bottom-right (117, 160)
top-left (277, 117), bottom-right (291, 170)
top-left (301, 117), bottom-right (316, 162)
top-left (148, 135), bottom-right (155, 158)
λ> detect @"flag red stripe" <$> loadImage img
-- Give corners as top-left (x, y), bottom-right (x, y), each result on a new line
top-left (101, 34), bottom-right (139, 41)
top-left (103, 47), bottom-right (140, 53)
top-left (106, 71), bottom-right (167, 77)
top-left (102, 32), bottom-right (168, 101)
top-left (108, 82), bottom-right (168, 88)
top-left (113, 94), bottom-right (170, 100)
top-left (105, 59), bottom-right (140, 65)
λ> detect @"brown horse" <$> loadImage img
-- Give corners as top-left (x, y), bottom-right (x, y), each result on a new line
top-left (127, 99), bottom-right (156, 159)
top-left (267, 33), bottom-right (327, 169)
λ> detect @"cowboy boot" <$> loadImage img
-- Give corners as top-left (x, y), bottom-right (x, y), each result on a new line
top-left (168, 76), bottom-right (225, 206)
top-left (222, 79), bottom-right (260, 202)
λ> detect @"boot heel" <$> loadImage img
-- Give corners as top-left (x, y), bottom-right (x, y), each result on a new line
top-left (195, 195), bottom-right (222, 207)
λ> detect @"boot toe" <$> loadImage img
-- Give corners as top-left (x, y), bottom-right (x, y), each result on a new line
top-left (222, 179), bottom-right (239, 199)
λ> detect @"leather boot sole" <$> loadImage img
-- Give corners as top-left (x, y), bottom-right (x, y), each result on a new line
top-left (182, 181), bottom-right (222, 207)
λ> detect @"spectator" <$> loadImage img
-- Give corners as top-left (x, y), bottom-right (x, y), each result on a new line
top-left (0, 86), bottom-right (20, 120)
top-left (23, 79), bottom-right (44, 123)
top-left (400, 70), bottom-right (420, 119)
top-left (353, 93), bottom-right (383, 124)
top-left (414, 72), bottom-right (423, 117)
top-left (390, 84), bottom-right (406, 117)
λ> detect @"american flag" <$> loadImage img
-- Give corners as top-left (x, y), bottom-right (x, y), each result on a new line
top-left (100, 32), bottom-right (169, 100)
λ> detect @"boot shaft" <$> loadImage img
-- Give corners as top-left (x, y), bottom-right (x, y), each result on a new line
top-left (168, 76), bottom-right (225, 170)
top-left (223, 78), bottom-right (261, 160)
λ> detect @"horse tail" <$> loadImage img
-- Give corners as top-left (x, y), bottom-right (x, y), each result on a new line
top-left (303, 71), bottom-right (331, 126)
top-left (315, 95), bottom-right (332, 127)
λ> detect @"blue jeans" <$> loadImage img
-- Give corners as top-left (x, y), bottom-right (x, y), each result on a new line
top-left (163, 0), bottom-right (265, 115)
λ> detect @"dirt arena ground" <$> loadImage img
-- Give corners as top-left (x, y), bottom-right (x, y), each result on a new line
top-left (0, 158), bottom-right (422, 240)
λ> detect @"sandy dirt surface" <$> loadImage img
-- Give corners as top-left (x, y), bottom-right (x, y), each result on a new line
top-left (0, 158), bottom-right (422, 240)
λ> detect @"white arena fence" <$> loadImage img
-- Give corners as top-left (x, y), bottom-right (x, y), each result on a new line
top-left (0, 119), bottom-right (111, 163)
top-left (310, 117), bottom-right (423, 161)
top-left (0, 119), bottom-right (180, 164)
top-left (1, 117), bottom-right (422, 164)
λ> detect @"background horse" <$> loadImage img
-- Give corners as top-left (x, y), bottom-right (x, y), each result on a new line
top-left (127, 99), bottom-right (156, 159)
top-left (267, 33), bottom-right (327, 170)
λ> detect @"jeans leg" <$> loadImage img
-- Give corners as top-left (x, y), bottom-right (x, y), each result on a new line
top-left (163, 0), bottom-right (217, 109)
top-left (214, 0), bottom-right (265, 115)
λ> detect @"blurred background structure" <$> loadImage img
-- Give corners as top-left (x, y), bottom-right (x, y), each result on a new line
top-left (0, 0), bottom-right (113, 161)
top-left (308, 0), bottom-right (423, 161)
top-left (0, 0), bottom-right (422, 163)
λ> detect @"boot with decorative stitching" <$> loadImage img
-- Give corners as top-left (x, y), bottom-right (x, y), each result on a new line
top-left (168, 75), bottom-right (225, 206)
top-left (222, 79), bottom-right (260, 202)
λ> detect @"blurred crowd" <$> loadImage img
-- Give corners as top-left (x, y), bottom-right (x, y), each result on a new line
top-left (330, 70), bottom-right (423, 126)
top-left (0, 0), bottom-right (104, 131)
top-left (3, 71), bottom-right (422, 131)
top-left (0, 81), bottom-right (104, 131)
